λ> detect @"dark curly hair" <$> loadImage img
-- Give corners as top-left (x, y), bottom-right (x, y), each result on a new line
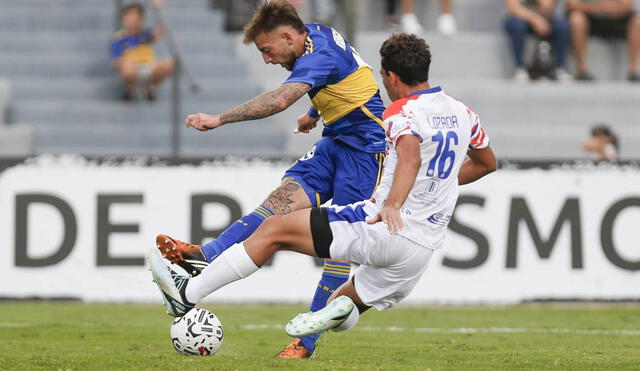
top-left (243, 0), bottom-right (306, 44)
top-left (380, 33), bottom-right (431, 86)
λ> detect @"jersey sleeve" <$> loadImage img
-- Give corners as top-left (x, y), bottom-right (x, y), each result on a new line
top-left (110, 37), bottom-right (124, 59)
top-left (468, 108), bottom-right (490, 149)
top-left (383, 99), bottom-right (423, 148)
top-left (285, 49), bottom-right (337, 89)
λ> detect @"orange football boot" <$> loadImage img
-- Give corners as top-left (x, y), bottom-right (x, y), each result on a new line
top-left (275, 339), bottom-right (315, 359)
top-left (156, 234), bottom-right (208, 276)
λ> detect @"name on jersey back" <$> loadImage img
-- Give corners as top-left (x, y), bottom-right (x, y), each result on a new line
top-left (429, 115), bottom-right (459, 130)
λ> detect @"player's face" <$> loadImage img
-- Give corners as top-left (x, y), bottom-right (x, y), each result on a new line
top-left (380, 68), bottom-right (398, 101)
top-left (122, 10), bottom-right (143, 33)
top-left (254, 31), bottom-right (297, 71)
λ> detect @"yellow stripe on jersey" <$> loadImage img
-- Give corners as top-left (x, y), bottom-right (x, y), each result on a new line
top-left (122, 44), bottom-right (155, 64)
top-left (304, 36), bottom-right (314, 55)
top-left (311, 66), bottom-right (379, 124)
top-left (360, 104), bottom-right (385, 129)
top-left (369, 153), bottom-right (385, 198)
top-left (315, 192), bottom-right (321, 207)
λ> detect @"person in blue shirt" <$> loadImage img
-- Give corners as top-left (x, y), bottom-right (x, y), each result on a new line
top-left (110, 1), bottom-right (175, 101)
top-left (155, 0), bottom-right (386, 359)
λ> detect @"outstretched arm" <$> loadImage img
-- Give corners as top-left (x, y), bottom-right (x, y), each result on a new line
top-left (367, 134), bottom-right (422, 234)
top-left (458, 146), bottom-right (497, 185)
top-left (185, 82), bottom-right (311, 131)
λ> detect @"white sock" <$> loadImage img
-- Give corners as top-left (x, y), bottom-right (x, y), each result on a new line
top-left (332, 306), bottom-right (359, 332)
top-left (185, 243), bottom-right (259, 303)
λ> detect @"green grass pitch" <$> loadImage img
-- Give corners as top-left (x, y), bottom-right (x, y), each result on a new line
top-left (1, 302), bottom-right (639, 370)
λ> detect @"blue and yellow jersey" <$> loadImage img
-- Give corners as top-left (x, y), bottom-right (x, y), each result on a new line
top-left (110, 28), bottom-right (156, 65)
top-left (285, 24), bottom-right (386, 153)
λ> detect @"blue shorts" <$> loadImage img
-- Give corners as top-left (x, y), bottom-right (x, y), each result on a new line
top-left (284, 137), bottom-right (384, 207)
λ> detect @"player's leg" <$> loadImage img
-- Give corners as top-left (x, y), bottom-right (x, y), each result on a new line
top-left (550, 17), bottom-right (571, 71)
top-left (147, 57), bottom-right (175, 99)
top-left (568, 10), bottom-right (590, 77)
top-left (149, 57), bottom-right (175, 85)
top-left (503, 16), bottom-right (528, 71)
top-left (287, 232), bottom-right (435, 338)
top-left (115, 59), bottom-right (138, 100)
top-left (293, 146), bottom-right (383, 354)
top-left (149, 208), bottom-right (318, 316)
top-left (199, 176), bottom-right (311, 262)
top-left (157, 178), bottom-right (309, 275)
top-left (157, 140), bottom-right (333, 277)
top-left (626, 14), bottom-right (640, 79)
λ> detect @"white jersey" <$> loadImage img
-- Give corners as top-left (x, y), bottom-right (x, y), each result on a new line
top-left (363, 86), bottom-right (490, 249)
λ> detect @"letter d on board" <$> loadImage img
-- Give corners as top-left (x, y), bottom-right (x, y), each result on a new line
top-left (15, 194), bottom-right (77, 267)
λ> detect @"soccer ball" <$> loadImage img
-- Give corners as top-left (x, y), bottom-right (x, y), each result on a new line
top-left (170, 308), bottom-right (223, 356)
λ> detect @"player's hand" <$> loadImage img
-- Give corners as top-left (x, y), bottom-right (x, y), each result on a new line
top-left (530, 15), bottom-right (550, 36)
top-left (294, 113), bottom-right (319, 134)
top-left (366, 205), bottom-right (403, 234)
top-left (185, 113), bottom-right (222, 131)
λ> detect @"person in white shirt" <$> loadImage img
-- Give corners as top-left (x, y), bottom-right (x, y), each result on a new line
top-left (148, 33), bottom-right (496, 340)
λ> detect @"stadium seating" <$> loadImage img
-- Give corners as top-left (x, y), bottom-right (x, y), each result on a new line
top-left (0, 0), bottom-right (282, 156)
top-left (1, 0), bottom-right (638, 159)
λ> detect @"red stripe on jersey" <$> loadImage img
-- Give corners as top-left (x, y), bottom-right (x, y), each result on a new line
top-left (472, 129), bottom-right (486, 147)
top-left (471, 123), bottom-right (479, 136)
top-left (382, 95), bottom-right (420, 120)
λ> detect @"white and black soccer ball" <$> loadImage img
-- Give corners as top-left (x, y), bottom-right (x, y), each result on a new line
top-left (170, 308), bottom-right (223, 356)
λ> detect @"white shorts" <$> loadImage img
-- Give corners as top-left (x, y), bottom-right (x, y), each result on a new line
top-left (315, 203), bottom-right (434, 311)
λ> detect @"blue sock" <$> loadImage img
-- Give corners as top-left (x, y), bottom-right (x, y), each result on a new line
top-left (200, 205), bottom-right (274, 262)
top-left (299, 260), bottom-right (351, 352)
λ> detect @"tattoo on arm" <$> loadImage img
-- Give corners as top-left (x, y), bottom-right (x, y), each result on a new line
top-left (263, 178), bottom-right (303, 215)
top-left (220, 82), bottom-right (311, 125)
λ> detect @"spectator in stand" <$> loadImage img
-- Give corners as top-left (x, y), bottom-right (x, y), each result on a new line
top-left (111, 0), bottom-right (175, 101)
top-left (504, 0), bottom-right (572, 82)
top-left (385, 0), bottom-right (457, 36)
top-left (582, 124), bottom-right (620, 161)
top-left (567, 0), bottom-right (640, 81)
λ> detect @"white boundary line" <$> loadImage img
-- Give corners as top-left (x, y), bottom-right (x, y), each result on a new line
top-left (0, 323), bottom-right (30, 328)
top-left (241, 324), bottom-right (640, 336)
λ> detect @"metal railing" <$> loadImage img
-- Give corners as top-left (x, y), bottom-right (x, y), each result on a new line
top-left (113, 0), bottom-right (200, 159)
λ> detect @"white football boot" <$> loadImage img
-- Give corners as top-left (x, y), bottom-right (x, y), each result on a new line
top-left (285, 296), bottom-right (355, 337)
top-left (147, 247), bottom-right (195, 317)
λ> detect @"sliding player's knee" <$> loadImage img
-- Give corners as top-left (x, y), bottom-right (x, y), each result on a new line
top-left (253, 215), bottom-right (287, 251)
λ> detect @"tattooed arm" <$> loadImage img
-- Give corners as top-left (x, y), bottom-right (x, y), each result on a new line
top-left (184, 82), bottom-right (311, 131)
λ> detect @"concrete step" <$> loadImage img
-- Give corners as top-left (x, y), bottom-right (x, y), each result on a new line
top-left (3, 0), bottom-right (209, 9)
top-left (355, 0), bottom-right (506, 32)
top-left (0, 79), bottom-right (10, 124)
top-left (0, 30), bottom-right (233, 53)
top-left (438, 79), bottom-right (640, 126)
top-left (11, 77), bottom-right (261, 101)
top-left (0, 7), bottom-right (224, 32)
top-left (357, 31), bottom-right (638, 81)
top-left (489, 122), bottom-right (640, 160)
top-left (11, 99), bottom-right (255, 125)
top-left (0, 53), bottom-right (247, 78)
top-left (432, 79), bottom-right (640, 159)
top-left (0, 124), bottom-right (34, 156)
top-left (30, 120), bottom-right (285, 156)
